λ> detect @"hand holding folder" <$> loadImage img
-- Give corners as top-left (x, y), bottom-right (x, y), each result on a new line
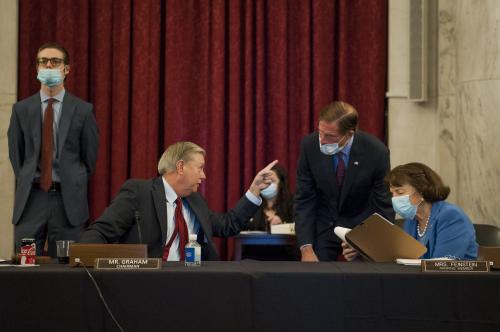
top-left (334, 213), bottom-right (427, 262)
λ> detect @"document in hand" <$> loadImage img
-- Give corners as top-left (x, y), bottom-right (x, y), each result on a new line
top-left (334, 213), bottom-right (427, 262)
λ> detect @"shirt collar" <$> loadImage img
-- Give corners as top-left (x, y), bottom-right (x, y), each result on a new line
top-left (40, 89), bottom-right (65, 103)
top-left (161, 176), bottom-right (179, 204)
top-left (341, 134), bottom-right (354, 156)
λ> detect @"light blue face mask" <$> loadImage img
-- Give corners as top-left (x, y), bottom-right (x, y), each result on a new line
top-left (391, 193), bottom-right (421, 219)
top-left (319, 136), bottom-right (346, 155)
top-left (37, 68), bottom-right (64, 87)
top-left (261, 182), bottom-right (278, 200)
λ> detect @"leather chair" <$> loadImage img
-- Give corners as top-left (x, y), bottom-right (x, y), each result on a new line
top-left (473, 224), bottom-right (500, 246)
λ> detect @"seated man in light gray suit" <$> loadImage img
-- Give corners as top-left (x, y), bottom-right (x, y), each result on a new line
top-left (8, 42), bottom-right (99, 257)
top-left (80, 141), bottom-right (277, 261)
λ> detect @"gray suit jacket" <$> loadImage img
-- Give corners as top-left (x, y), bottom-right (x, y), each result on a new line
top-left (295, 130), bottom-right (394, 250)
top-left (8, 92), bottom-right (99, 226)
top-left (80, 177), bottom-right (260, 260)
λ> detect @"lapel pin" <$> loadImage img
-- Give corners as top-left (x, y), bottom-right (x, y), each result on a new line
top-left (354, 161), bottom-right (359, 166)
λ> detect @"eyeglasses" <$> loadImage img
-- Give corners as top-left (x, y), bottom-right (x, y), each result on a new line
top-left (37, 57), bottom-right (65, 67)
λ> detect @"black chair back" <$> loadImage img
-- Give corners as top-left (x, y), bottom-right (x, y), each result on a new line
top-left (473, 224), bottom-right (500, 246)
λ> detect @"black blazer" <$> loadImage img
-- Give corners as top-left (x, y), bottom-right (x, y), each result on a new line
top-left (80, 177), bottom-right (260, 260)
top-left (295, 130), bottom-right (394, 249)
top-left (8, 92), bottom-right (99, 226)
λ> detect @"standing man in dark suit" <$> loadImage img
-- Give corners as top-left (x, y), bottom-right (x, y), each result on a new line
top-left (295, 101), bottom-right (394, 262)
top-left (8, 42), bottom-right (99, 257)
top-left (81, 141), bottom-right (278, 261)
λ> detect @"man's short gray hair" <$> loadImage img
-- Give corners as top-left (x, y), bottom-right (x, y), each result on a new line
top-left (158, 141), bottom-right (206, 175)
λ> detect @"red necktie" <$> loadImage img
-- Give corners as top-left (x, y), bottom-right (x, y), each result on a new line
top-left (336, 151), bottom-right (345, 187)
top-left (40, 98), bottom-right (54, 192)
top-left (162, 198), bottom-right (189, 261)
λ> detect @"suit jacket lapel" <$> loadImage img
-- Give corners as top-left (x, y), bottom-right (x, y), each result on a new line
top-left (184, 195), bottom-right (211, 237)
top-left (151, 177), bottom-right (169, 246)
top-left (339, 133), bottom-right (363, 209)
top-left (58, 93), bottom-right (76, 154)
top-left (30, 95), bottom-right (43, 160)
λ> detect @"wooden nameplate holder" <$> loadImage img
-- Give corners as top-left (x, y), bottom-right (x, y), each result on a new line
top-left (69, 243), bottom-right (147, 267)
top-left (478, 246), bottom-right (500, 269)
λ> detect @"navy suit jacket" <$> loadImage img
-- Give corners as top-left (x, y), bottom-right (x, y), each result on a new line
top-left (295, 130), bottom-right (394, 256)
top-left (80, 177), bottom-right (260, 260)
top-left (8, 92), bottom-right (99, 226)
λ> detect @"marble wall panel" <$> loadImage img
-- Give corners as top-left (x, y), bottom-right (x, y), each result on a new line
top-left (437, 0), bottom-right (456, 96)
top-left (455, 0), bottom-right (500, 82)
top-left (455, 80), bottom-right (500, 225)
top-left (437, 95), bottom-right (457, 203)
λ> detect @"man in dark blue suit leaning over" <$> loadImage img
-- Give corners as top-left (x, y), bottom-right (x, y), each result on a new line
top-left (295, 101), bottom-right (394, 262)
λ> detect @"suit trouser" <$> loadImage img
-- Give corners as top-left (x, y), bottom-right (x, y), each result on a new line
top-left (14, 186), bottom-right (84, 257)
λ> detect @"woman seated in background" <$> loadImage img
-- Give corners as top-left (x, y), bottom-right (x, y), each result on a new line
top-left (343, 162), bottom-right (478, 260)
top-left (247, 164), bottom-right (294, 232)
top-left (244, 164), bottom-right (297, 260)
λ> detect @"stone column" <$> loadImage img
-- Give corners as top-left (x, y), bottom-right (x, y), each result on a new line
top-left (0, 0), bottom-right (18, 258)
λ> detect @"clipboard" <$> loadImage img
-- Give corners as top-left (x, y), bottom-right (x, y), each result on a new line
top-left (340, 213), bottom-right (427, 262)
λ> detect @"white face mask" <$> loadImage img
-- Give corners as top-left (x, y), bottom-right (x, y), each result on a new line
top-left (260, 182), bottom-right (278, 200)
top-left (319, 137), bottom-right (345, 155)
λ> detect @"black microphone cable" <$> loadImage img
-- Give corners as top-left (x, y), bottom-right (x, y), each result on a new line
top-left (76, 258), bottom-right (125, 332)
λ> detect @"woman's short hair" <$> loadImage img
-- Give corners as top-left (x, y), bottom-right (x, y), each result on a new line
top-left (157, 141), bottom-right (206, 175)
top-left (386, 162), bottom-right (450, 202)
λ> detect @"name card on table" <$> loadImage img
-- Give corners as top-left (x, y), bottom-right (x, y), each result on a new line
top-left (421, 260), bottom-right (491, 273)
top-left (95, 258), bottom-right (161, 270)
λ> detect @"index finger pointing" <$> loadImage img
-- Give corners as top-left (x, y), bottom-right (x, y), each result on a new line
top-left (262, 159), bottom-right (278, 172)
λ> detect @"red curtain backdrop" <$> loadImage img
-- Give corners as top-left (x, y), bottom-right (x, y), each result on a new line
top-left (18, 0), bottom-right (388, 259)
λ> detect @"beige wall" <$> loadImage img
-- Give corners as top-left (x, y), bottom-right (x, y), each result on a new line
top-left (388, 0), bottom-right (500, 227)
top-left (0, 0), bottom-right (18, 258)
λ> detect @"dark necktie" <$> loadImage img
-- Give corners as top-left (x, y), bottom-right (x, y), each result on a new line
top-left (336, 151), bottom-right (345, 187)
top-left (40, 98), bottom-right (54, 192)
top-left (162, 198), bottom-right (189, 261)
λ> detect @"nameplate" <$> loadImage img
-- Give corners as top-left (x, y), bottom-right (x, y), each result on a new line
top-left (94, 258), bottom-right (161, 270)
top-left (421, 260), bottom-right (491, 273)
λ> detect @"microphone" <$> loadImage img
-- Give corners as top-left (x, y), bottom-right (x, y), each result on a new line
top-left (134, 210), bottom-right (143, 244)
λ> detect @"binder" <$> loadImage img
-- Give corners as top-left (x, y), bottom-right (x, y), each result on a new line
top-left (336, 213), bottom-right (427, 262)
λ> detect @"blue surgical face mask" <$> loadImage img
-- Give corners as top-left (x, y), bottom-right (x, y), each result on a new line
top-left (319, 142), bottom-right (344, 155)
top-left (391, 193), bottom-right (421, 219)
top-left (318, 135), bottom-right (347, 156)
top-left (37, 68), bottom-right (64, 87)
top-left (261, 182), bottom-right (278, 200)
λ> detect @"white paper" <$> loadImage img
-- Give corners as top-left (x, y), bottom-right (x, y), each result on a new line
top-left (396, 258), bottom-right (422, 266)
top-left (334, 226), bottom-right (351, 242)
top-left (15, 264), bottom-right (40, 267)
top-left (239, 231), bottom-right (268, 235)
top-left (396, 257), bottom-right (454, 265)
top-left (270, 223), bottom-right (295, 235)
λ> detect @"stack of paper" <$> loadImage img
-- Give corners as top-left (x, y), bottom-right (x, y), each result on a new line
top-left (270, 223), bottom-right (295, 235)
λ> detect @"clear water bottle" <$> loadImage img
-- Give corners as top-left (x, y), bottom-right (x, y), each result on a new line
top-left (185, 234), bottom-right (201, 266)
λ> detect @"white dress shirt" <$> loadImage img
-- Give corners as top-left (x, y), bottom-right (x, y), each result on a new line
top-left (161, 177), bottom-right (262, 261)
